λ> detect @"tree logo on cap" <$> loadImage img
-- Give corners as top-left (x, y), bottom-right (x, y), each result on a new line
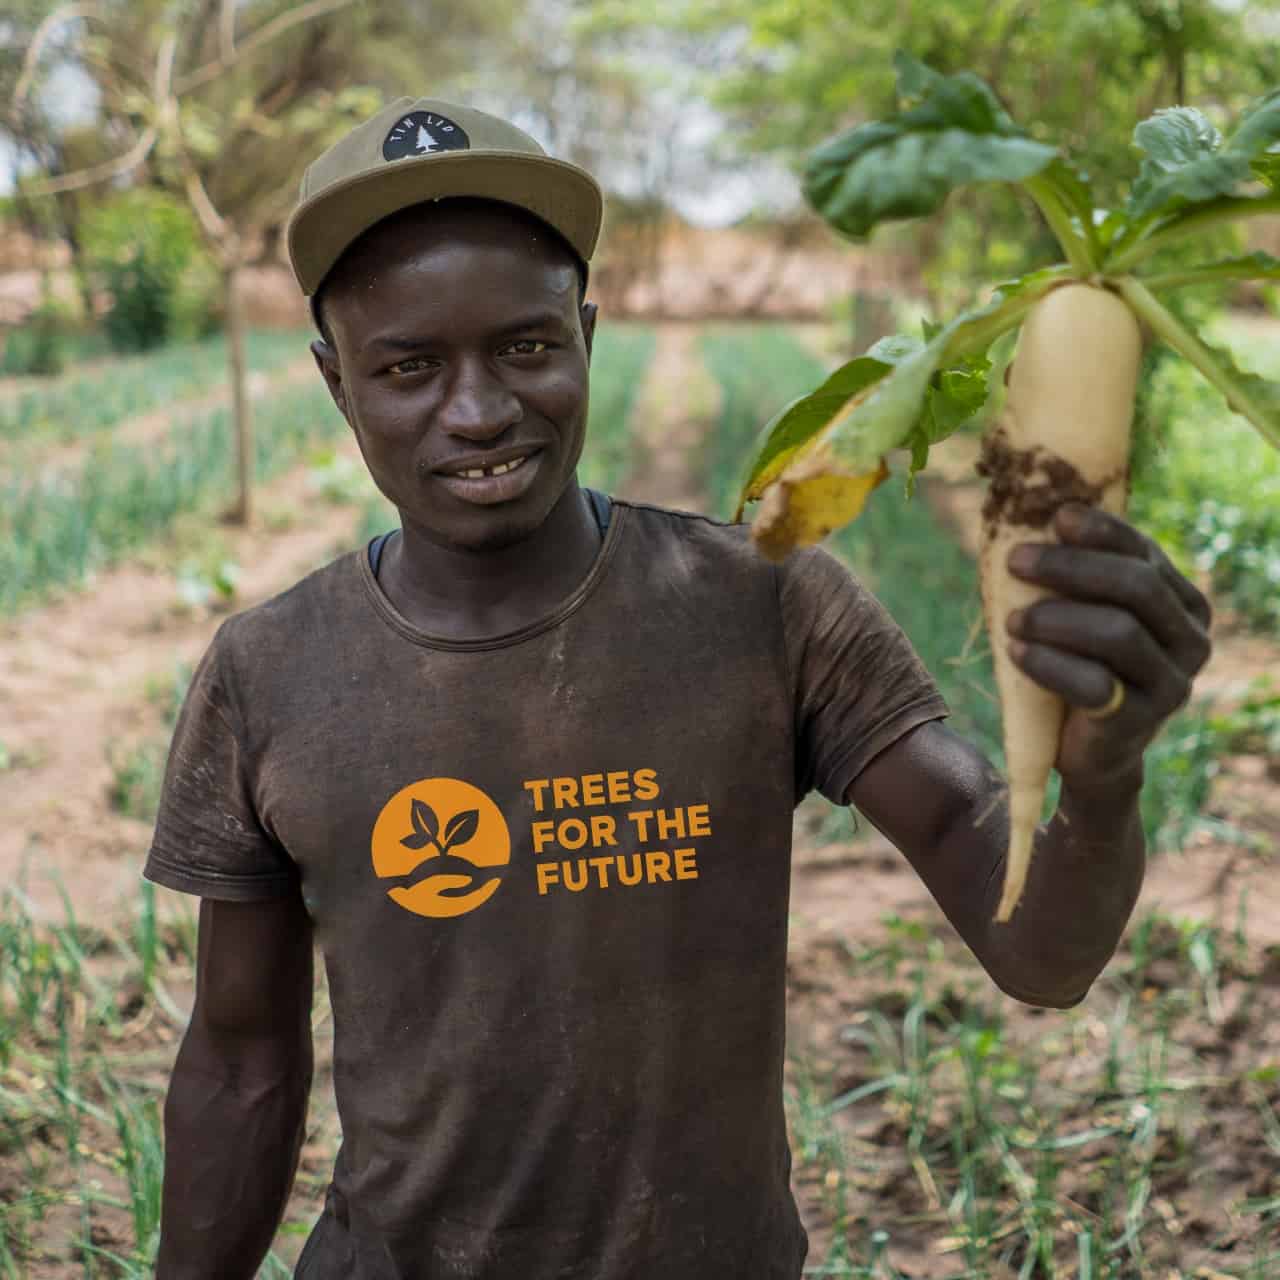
top-left (382, 111), bottom-right (470, 161)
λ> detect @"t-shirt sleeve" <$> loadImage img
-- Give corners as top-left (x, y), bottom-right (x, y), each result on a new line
top-left (779, 544), bottom-right (951, 806)
top-left (143, 622), bottom-right (299, 901)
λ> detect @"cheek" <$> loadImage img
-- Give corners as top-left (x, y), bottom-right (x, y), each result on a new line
top-left (530, 362), bottom-right (589, 421)
top-left (348, 386), bottom-right (431, 444)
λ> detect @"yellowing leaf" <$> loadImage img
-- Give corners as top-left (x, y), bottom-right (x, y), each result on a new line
top-left (732, 355), bottom-right (897, 520)
top-left (751, 453), bottom-right (890, 561)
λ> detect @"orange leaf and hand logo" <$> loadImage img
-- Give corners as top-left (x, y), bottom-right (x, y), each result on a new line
top-left (370, 778), bottom-right (511, 918)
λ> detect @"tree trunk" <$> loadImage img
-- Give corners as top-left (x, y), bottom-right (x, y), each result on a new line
top-left (224, 259), bottom-right (253, 526)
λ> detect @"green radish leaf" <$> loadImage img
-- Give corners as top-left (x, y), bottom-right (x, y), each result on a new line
top-left (1253, 153), bottom-right (1280, 191)
top-left (737, 261), bottom-right (1071, 533)
top-left (1127, 92), bottom-right (1280, 222)
top-left (802, 51), bottom-right (1057, 239)
top-left (1128, 108), bottom-right (1251, 218)
top-left (1181, 336), bottom-right (1280, 448)
top-left (1228, 87), bottom-right (1280, 163)
top-left (732, 354), bottom-right (897, 520)
top-left (907, 349), bottom-right (992, 489)
top-left (1141, 250), bottom-right (1280, 292)
top-left (1036, 157), bottom-right (1100, 256)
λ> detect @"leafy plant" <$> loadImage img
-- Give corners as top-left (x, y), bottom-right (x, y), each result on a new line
top-left (734, 53), bottom-right (1280, 923)
top-left (402, 801), bottom-right (480, 856)
top-left (82, 190), bottom-right (214, 352)
top-left (2, 297), bottom-right (67, 377)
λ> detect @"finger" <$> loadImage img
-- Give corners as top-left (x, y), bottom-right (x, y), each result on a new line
top-left (1007, 599), bottom-right (1183, 702)
top-left (1054, 503), bottom-right (1213, 652)
top-left (1008, 637), bottom-right (1139, 717)
top-left (1010, 543), bottom-right (1210, 674)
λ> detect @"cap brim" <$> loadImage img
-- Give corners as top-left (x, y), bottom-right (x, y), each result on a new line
top-left (286, 151), bottom-right (603, 297)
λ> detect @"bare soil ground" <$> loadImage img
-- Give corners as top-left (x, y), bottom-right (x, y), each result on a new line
top-left (2, 323), bottom-right (1278, 1275)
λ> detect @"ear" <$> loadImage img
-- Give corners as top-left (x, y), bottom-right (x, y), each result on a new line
top-left (311, 338), bottom-right (350, 423)
top-left (580, 302), bottom-right (598, 364)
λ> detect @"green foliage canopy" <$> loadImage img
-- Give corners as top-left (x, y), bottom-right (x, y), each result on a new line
top-left (655, 0), bottom-right (1280, 303)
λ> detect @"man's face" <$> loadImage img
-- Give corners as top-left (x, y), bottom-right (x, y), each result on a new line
top-left (313, 203), bottom-right (597, 552)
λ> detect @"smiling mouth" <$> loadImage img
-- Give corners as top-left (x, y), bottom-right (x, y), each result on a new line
top-left (449, 454), bottom-right (533, 480)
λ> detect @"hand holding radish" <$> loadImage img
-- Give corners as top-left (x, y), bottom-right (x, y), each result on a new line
top-left (1005, 502), bottom-right (1212, 793)
top-left (735, 53), bottom-right (1279, 921)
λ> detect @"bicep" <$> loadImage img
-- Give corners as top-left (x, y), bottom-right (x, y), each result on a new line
top-left (845, 719), bottom-right (1006, 953)
top-left (192, 892), bottom-right (314, 1050)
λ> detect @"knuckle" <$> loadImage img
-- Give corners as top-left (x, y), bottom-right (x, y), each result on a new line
top-left (1108, 610), bottom-right (1144, 650)
top-left (1133, 562), bottom-right (1164, 610)
top-left (1191, 630), bottom-right (1213, 671)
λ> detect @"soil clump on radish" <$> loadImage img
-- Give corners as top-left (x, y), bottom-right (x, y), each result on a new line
top-left (975, 425), bottom-right (1123, 532)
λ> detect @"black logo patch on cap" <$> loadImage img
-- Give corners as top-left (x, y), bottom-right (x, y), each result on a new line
top-left (383, 111), bottom-right (470, 161)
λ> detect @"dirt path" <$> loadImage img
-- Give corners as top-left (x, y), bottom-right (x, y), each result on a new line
top-left (0, 440), bottom-right (368, 921)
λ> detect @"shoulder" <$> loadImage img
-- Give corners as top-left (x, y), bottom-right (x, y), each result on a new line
top-left (609, 498), bottom-right (766, 573)
top-left (212, 547), bottom-right (364, 671)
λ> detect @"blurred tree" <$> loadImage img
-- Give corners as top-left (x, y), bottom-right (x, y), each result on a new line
top-left (631, 0), bottom-right (1280, 311)
top-left (1, 1), bottom-right (101, 317)
top-left (12, 0), bottom-right (524, 523)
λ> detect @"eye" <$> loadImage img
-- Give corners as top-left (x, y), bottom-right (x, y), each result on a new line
top-left (503, 339), bottom-right (549, 357)
top-left (387, 356), bottom-right (436, 375)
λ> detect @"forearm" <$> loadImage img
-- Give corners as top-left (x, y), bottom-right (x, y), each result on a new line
top-left (980, 763), bottom-right (1146, 1007)
top-left (156, 1026), bottom-right (312, 1279)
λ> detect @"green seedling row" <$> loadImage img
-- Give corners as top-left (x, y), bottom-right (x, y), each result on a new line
top-left (0, 330), bottom-right (311, 450)
top-left (788, 909), bottom-right (1280, 1278)
top-left (1, 382), bottom-right (346, 616)
top-left (576, 324), bottom-right (657, 495)
top-left (1130, 317), bottom-right (1280, 636)
top-left (698, 327), bottom-right (825, 521)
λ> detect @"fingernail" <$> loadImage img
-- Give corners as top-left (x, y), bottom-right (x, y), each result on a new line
top-left (1006, 608), bottom-right (1026, 635)
top-left (1058, 503), bottom-right (1088, 533)
top-left (1008, 545), bottom-right (1037, 573)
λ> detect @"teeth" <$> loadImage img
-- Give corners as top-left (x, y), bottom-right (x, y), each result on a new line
top-left (454, 454), bottom-right (529, 480)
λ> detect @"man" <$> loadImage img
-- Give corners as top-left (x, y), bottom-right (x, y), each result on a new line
top-left (144, 99), bottom-right (1212, 1279)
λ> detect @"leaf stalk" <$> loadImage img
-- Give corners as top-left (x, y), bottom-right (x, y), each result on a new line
top-left (1116, 275), bottom-right (1280, 449)
top-left (1140, 264), bottom-right (1279, 292)
top-left (1106, 192), bottom-right (1280, 273)
top-left (939, 267), bottom-right (1074, 364)
top-left (1022, 174), bottom-right (1096, 275)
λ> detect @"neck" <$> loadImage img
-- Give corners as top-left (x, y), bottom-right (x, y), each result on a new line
top-left (383, 483), bottom-right (602, 639)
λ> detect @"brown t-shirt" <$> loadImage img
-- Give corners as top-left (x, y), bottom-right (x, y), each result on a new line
top-left (144, 496), bottom-right (949, 1280)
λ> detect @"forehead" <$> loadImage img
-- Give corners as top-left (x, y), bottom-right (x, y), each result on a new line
top-left (323, 201), bottom-right (577, 314)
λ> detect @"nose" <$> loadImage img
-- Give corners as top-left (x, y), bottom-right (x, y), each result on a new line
top-left (437, 356), bottom-right (522, 442)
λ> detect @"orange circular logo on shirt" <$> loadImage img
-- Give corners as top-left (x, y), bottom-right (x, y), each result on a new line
top-left (370, 778), bottom-right (510, 918)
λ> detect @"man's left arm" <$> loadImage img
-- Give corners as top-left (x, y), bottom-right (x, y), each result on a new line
top-left (847, 502), bottom-right (1213, 1008)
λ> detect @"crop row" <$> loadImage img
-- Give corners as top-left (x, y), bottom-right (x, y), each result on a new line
top-left (576, 325), bottom-right (657, 495)
top-left (2, 328), bottom-right (659, 620)
top-left (0, 330), bottom-right (311, 451)
top-left (2, 383), bottom-right (347, 616)
top-left (1129, 316), bottom-right (1280, 635)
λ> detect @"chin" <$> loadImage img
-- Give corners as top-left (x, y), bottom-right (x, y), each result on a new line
top-left (446, 505), bottom-right (549, 552)
top-left (458, 522), bottom-right (534, 552)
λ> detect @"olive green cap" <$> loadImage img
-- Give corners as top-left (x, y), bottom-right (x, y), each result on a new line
top-left (286, 98), bottom-right (604, 297)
